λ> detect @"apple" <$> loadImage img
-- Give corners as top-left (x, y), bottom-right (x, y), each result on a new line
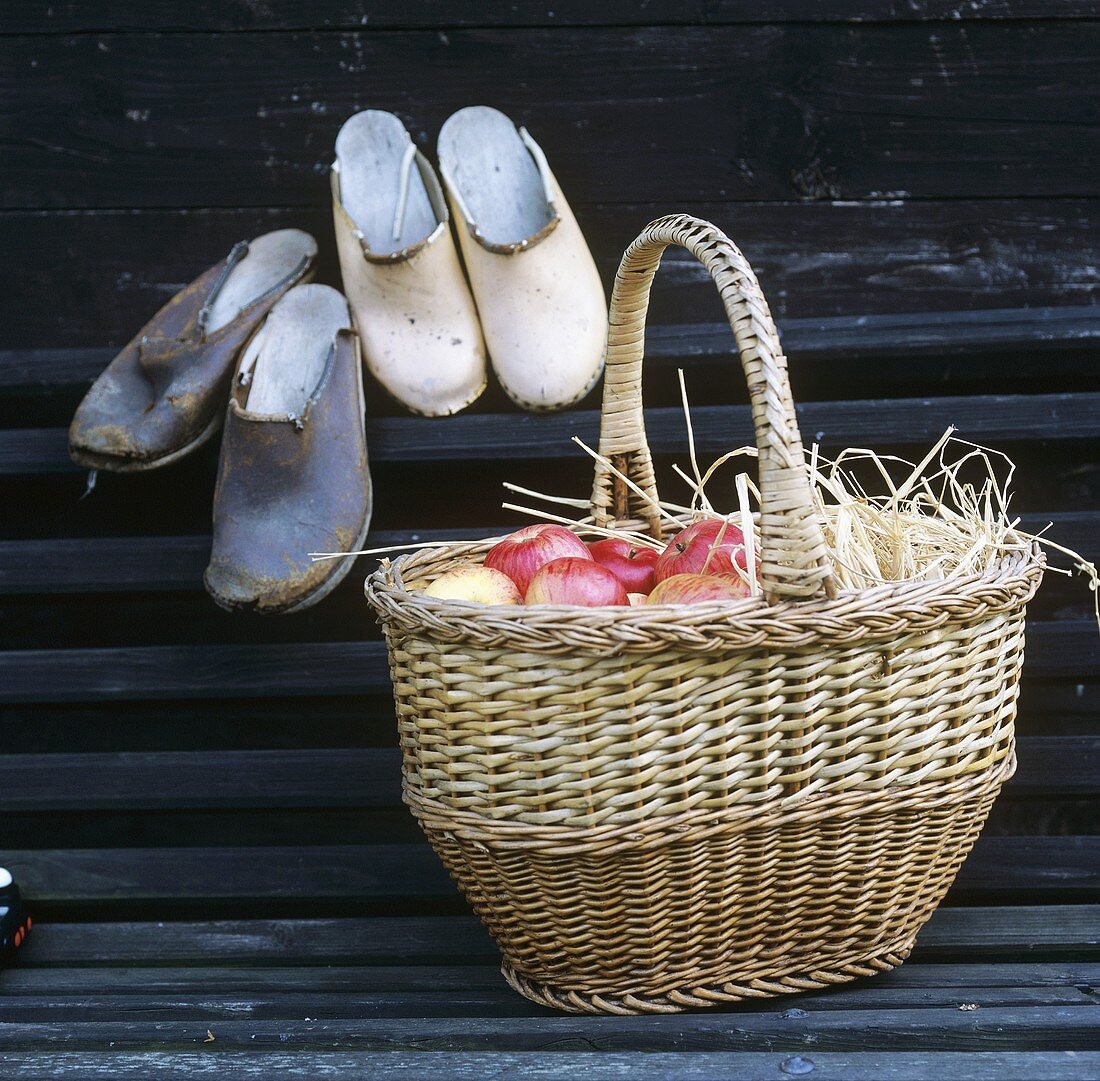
top-left (422, 565), bottom-right (522, 605)
top-left (485, 524), bottom-right (591, 594)
top-left (654, 519), bottom-right (748, 583)
top-left (647, 572), bottom-right (752, 605)
top-left (524, 557), bottom-right (629, 607)
top-left (587, 538), bottom-right (660, 595)
top-left (627, 592), bottom-right (648, 607)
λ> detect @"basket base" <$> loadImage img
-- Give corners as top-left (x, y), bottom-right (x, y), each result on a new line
top-left (501, 939), bottom-right (915, 1015)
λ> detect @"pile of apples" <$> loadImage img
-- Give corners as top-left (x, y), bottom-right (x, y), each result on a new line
top-left (421, 521), bottom-right (755, 607)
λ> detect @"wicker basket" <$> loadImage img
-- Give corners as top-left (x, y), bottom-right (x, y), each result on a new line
top-left (366, 214), bottom-right (1044, 1014)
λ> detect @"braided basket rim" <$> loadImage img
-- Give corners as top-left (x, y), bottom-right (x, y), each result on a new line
top-left (365, 534), bottom-right (1044, 654)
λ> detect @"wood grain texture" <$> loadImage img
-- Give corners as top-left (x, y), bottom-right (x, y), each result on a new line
top-left (4, 25), bottom-right (1099, 210)
top-left (2, 1051), bottom-right (1099, 1081)
top-left (0, 736), bottom-right (1090, 812)
top-left (0, 620), bottom-right (1092, 704)
top-left (10, 2), bottom-right (1100, 33)
top-left (6, 392), bottom-right (1098, 474)
top-left (7, 961), bottom-right (1098, 997)
top-left (2, 1006), bottom-right (1098, 1051)
top-left (18, 907), bottom-right (1099, 966)
top-left (2, 837), bottom-right (1097, 907)
top-left (0, 528), bottom-right (500, 594)
top-left (12, 196), bottom-right (1100, 345)
top-left (2, 983), bottom-right (1096, 1022)
top-left (1, 512), bottom-right (1091, 595)
top-left (8, 200), bottom-right (1100, 348)
top-left (4, 305), bottom-right (1100, 400)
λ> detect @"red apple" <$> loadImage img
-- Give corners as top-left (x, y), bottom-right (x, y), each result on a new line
top-left (654, 519), bottom-right (748, 583)
top-left (524, 557), bottom-right (629, 607)
top-left (485, 524), bottom-right (591, 595)
top-left (647, 572), bottom-right (752, 605)
top-left (587, 538), bottom-right (660, 595)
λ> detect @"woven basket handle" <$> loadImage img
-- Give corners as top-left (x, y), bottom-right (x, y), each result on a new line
top-left (589, 214), bottom-right (835, 602)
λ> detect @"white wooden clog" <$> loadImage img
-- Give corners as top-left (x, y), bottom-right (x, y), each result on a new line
top-left (438, 106), bottom-right (607, 413)
top-left (332, 110), bottom-right (487, 417)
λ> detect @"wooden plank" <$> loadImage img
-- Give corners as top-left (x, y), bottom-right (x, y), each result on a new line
top-left (0, 528), bottom-right (501, 595)
top-left (2, 1005), bottom-right (1098, 1051)
top-left (2, 837), bottom-right (1097, 906)
top-left (1, 982), bottom-right (1095, 1022)
top-left (2, 1051), bottom-right (1099, 1081)
top-left (9, 202), bottom-right (1100, 348)
top-left (10, 2), bottom-right (1100, 33)
top-left (21, 916), bottom-right (496, 965)
top-left (0, 620), bottom-right (1091, 705)
top-left (5, 26), bottom-right (1100, 210)
top-left (19, 907), bottom-right (1100, 966)
top-left (6, 961), bottom-right (1099, 997)
top-left (0, 748), bottom-right (401, 810)
top-left (0, 735), bottom-right (1091, 812)
top-left (7, 306), bottom-right (1100, 394)
top-left (5, 392), bottom-right (1099, 476)
top-left (1, 511), bottom-right (1091, 597)
top-left (0, 678), bottom-right (1088, 755)
top-left (1012, 737), bottom-right (1100, 795)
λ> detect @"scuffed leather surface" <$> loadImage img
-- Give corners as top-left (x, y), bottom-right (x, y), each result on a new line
top-left (204, 329), bottom-right (372, 614)
top-left (69, 253), bottom-right (309, 468)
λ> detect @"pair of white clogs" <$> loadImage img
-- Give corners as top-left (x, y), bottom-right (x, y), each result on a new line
top-left (331, 107), bottom-right (607, 415)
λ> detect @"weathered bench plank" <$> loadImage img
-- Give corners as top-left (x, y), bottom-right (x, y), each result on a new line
top-left (3, 1051), bottom-right (1099, 1081)
top-left (2, 982), bottom-right (1095, 1022)
top-left (6, 961), bottom-right (1099, 997)
top-left (3, 1004), bottom-right (1098, 1051)
top-left (5, 307), bottom-right (1098, 393)
top-left (18, 908), bottom-right (1099, 967)
top-left (11, 204), bottom-right (1100, 346)
top-left (5, 392), bottom-right (1098, 475)
top-left (0, 736), bottom-right (1092, 812)
top-left (1, 512), bottom-right (1091, 596)
top-left (3, 838), bottom-right (1097, 907)
top-left (0, 620), bottom-right (1092, 704)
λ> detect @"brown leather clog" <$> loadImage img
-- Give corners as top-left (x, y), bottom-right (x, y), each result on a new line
top-left (204, 284), bottom-right (372, 615)
top-left (69, 229), bottom-right (317, 472)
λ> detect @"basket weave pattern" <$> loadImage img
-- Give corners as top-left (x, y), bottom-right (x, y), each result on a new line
top-left (366, 215), bottom-right (1043, 1014)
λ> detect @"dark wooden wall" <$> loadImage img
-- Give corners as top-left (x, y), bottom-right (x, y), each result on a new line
top-left (0, 3), bottom-right (1097, 924)
top-left (6, 2), bottom-right (1100, 349)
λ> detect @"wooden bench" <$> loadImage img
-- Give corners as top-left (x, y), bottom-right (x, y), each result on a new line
top-left (3, 3), bottom-right (1099, 1076)
top-left (1, 304), bottom-right (1097, 1079)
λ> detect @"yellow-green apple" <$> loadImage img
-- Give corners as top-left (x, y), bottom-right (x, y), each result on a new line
top-left (422, 566), bottom-right (522, 605)
top-left (627, 592), bottom-right (648, 606)
top-left (647, 572), bottom-right (752, 604)
top-left (485, 524), bottom-right (591, 594)
top-left (654, 519), bottom-right (747, 583)
top-left (524, 557), bottom-right (629, 606)
top-left (587, 538), bottom-right (659, 595)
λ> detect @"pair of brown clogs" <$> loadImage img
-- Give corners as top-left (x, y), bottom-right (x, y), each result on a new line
top-left (69, 230), bottom-right (372, 614)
